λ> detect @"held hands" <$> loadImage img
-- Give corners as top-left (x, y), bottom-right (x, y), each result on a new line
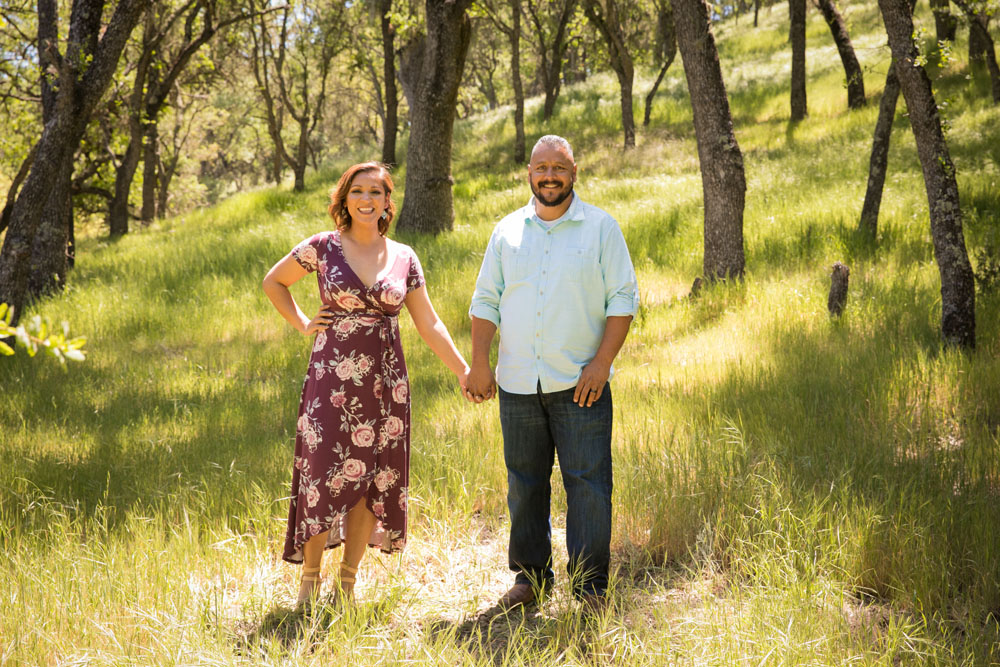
top-left (464, 361), bottom-right (497, 403)
top-left (301, 303), bottom-right (334, 335)
top-left (573, 358), bottom-right (611, 407)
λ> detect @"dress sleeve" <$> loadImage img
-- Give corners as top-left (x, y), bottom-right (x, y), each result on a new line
top-left (405, 247), bottom-right (426, 294)
top-left (291, 233), bottom-right (323, 273)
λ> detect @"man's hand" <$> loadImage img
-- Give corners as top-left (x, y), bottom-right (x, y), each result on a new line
top-left (573, 358), bottom-right (611, 407)
top-left (465, 361), bottom-right (497, 403)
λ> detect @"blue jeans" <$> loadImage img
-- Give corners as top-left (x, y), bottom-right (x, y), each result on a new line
top-left (499, 383), bottom-right (613, 598)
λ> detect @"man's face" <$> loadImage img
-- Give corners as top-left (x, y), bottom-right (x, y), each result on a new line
top-left (528, 144), bottom-right (576, 208)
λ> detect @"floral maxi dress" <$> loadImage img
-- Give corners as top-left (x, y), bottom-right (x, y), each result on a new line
top-left (282, 230), bottom-right (424, 563)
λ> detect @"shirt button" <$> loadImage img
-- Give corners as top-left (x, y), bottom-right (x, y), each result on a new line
top-left (537, 312), bottom-right (541, 316)
top-left (536, 355), bottom-right (541, 359)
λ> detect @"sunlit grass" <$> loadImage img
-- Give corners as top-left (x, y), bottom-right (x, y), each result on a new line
top-left (3, 1), bottom-right (1000, 663)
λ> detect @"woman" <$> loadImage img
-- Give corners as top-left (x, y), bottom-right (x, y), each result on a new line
top-left (262, 162), bottom-right (469, 607)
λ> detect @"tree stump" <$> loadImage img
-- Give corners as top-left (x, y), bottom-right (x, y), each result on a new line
top-left (828, 262), bottom-right (850, 317)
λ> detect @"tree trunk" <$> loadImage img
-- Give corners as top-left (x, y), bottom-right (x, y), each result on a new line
top-left (858, 63), bottom-right (900, 237)
top-left (618, 71), bottom-right (636, 148)
top-left (673, 0), bottom-right (747, 280)
top-left (816, 0), bottom-right (865, 108)
top-left (511, 0), bottom-right (526, 164)
top-left (529, 0), bottom-right (578, 122)
top-left (108, 123), bottom-right (142, 236)
top-left (828, 261), bottom-right (849, 316)
top-left (878, 0), bottom-right (976, 348)
top-left (396, 0), bottom-right (473, 234)
top-left (271, 148), bottom-right (283, 183)
top-left (380, 0), bottom-right (398, 166)
top-left (28, 158), bottom-right (73, 298)
top-left (293, 117), bottom-right (308, 192)
top-left (644, 2), bottom-right (677, 127)
top-left (157, 154), bottom-right (178, 219)
top-left (0, 0), bottom-right (146, 322)
top-left (584, 0), bottom-right (635, 149)
top-left (754, 0), bottom-right (760, 27)
top-left (141, 119), bottom-right (158, 222)
top-left (969, 13), bottom-right (988, 66)
top-left (953, 0), bottom-right (1000, 103)
top-left (930, 0), bottom-right (957, 42)
top-left (0, 145), bottom-right (37, 235)
top-left (789, 0), bottom-right (807, 121)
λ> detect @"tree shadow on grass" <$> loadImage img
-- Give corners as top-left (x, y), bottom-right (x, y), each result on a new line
top-left (697, 282), bottom-right (1000, 614)
top-left (0, 337), bottom-right (299, 533)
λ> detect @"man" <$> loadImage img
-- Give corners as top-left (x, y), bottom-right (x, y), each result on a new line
top-left (466, 135), bottom-right (638, 611)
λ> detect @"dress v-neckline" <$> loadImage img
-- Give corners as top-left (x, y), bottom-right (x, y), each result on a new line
top-left (335, 229), bottom-right (396, 292)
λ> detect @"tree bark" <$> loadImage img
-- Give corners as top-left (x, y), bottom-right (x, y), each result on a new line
top-left (673, 0), bottom-right (747, 280)
top-left (0, 0), bottom-right (146, 321)
top-left (157, 154), bottom-right (178, 218)
top-left (828, 261), bottom-right (849, 316)
top-left (968, 10), bottom-right (988, 66)
top-left (396, 0), bottom-right (473, 234)
top-left (878, 0), bottom-right (976, 348)
top-left (141, 119), bottom-right (159, 223)
top-left (481, 0), bottom-right (526, 162)
top-left (380, 0), bottom-right (398, 166)
top-left (790, 0), bottom-right (808, 121)
top-left (108, 120), bottom-right (142, 236)
top-left (858, 63), bottom-right (900, 237)
top-left (28, 158), bottom-right (73, 297)
top-left (952, 0), bottom-right (1000, 103)
top-left (816, 0), bottom-right (865, 108)
top-left (511, 0), bottom-right (526, 163)
top-left (0, 145), bottom-right (37, 236)
top-left (584, 0), bottom-right (636, 149)
top-left (930, 0), bottom-right (957, 42)
top-left (644, 1), bottom-right (677, 127)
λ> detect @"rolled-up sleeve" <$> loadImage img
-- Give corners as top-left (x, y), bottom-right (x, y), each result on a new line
top-left (469, 228), bottom-right (504, 326)
top-left (601, 220), bottom-right (639, 318)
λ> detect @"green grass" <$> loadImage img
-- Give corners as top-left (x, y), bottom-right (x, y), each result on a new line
top-left (3, 2), bottom-right (1000, 664)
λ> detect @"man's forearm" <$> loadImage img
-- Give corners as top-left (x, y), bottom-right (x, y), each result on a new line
top-left (470, 316), bottom-right (498, 367)
top-left (592, 315), bottom-right (633, 367)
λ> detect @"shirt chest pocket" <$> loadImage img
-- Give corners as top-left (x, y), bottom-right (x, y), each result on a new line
top-left (561, 246), bottom-right (598, 283)
top-left (502, 245), bottom-right (535, 282)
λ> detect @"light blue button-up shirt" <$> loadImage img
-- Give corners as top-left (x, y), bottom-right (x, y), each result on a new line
top-left (469, 194), bottom-right (639, 395)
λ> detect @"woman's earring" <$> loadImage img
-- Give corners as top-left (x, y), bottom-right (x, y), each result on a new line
top-left (380, 210), bottom-right (388, 220)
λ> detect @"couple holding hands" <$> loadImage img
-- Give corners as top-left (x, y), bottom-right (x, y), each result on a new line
top-left (262, 135), bottom-right (639, 614)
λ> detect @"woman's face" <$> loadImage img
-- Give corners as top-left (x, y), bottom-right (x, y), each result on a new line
top-left (345, 171), bottom-right (388, 227)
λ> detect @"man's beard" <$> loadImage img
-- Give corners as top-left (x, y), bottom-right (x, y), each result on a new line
top-left (531, 179), bottom-right (574, 208)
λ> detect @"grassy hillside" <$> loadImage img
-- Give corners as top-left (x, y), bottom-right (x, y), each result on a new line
top-left (2, 2), bottom-right (999, 664)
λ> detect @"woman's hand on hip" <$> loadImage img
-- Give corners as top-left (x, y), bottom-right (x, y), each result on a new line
top-left (302, 304), bottom-right (333, 335)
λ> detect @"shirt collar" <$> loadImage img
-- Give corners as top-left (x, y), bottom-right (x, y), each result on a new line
top-left (523, 193), bottom-right (585, 228)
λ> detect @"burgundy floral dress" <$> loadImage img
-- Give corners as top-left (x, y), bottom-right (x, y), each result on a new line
top-left (282, 229), bottom-right (424, 563)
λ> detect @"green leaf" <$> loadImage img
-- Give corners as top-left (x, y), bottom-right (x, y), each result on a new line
top-left (64, 349), bottom-right (86, 362)
top-left (0, 340), bottom-right (13, 356)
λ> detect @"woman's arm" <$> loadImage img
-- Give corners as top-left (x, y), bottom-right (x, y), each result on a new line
top-left (262, 253), bottom-right (331, 335)
top-left (403, 285), bottom-right (470, 383)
